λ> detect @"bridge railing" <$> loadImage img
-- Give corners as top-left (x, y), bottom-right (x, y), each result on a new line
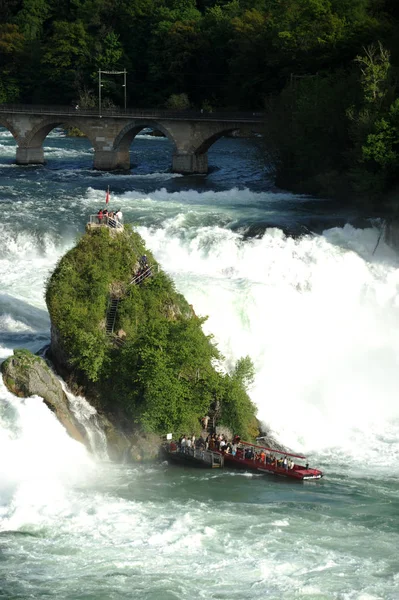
top-left (0, 103), bottom-right (266, 122)
top-left (88, 214), bottom-right (123, 230)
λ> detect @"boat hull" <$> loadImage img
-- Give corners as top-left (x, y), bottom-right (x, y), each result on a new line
top-left (222, 453), bottom-right (323, 480)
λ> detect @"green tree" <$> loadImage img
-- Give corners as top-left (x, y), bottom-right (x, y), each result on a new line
top-left (14, 0), bottom-right (51, 40)
top-left (0, 24), bottom-right (24, 102)
top-left (42, 20), bottom-right (90, 101)
top-left (355, 41), bottom-right (391, 107)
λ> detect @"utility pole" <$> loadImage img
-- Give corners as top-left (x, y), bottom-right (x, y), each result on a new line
top-left (123, 68), bottom-right (127, 111)
top-left (98, 69), bottom-right (127, 115)
top-left (98, 69), bottom-right (102, 115)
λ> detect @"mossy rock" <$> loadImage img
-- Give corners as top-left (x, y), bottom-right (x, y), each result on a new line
top-left (46, 226), bottom-right (258, 440)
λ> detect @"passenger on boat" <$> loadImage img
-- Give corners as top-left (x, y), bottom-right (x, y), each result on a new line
top-left (283, 456), bottom-right (288, 469)
top-left (259, 450), bottom-right (266, 463)
top-left (196, 436), bottom-right (206, 449)
top-left (245, 448), bottom-right (254, 460)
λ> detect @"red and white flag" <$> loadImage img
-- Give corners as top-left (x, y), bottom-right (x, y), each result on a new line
top-left (105, 186), bottom-right (110, 204)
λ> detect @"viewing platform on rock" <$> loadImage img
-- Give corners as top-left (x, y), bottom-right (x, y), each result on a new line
top-left (86, 214), bottom-right (124, 232)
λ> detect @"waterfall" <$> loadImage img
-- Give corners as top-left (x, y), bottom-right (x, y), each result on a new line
top-left (59, 380), bottom-right (109, 460)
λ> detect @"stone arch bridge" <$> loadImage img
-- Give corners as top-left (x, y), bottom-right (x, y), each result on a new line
top-left (0, 104), bottom-right (264, 174)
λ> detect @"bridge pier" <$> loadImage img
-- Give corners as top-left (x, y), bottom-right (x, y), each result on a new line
top-left (16, 146), bottom-right (44, 165)
top-left (172, 151), bottom-right (208, 175)
top-left (93, 149), bottom-right (130, 171)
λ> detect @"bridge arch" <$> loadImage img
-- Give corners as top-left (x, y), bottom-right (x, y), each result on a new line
top-left (171, 123), bottom-right (244, 174)
top-left (113, 121), bottom-right (177, 153)
top-left (0, 118), bottom-right (21, 144)
top-left (26, 117), bottom-right (97, 148)
top-left (194, 127), bottom-right (239, 155)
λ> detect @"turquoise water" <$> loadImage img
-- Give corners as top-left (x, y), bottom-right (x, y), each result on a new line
top-left (0, 128), bottom-right (399, 599)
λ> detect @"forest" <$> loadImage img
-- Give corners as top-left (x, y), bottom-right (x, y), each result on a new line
top-left (1, 0), bottom-right (399, 205)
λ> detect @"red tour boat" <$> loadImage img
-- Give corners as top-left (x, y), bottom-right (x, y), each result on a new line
top-left (220, 439), bottom-right (323, 480)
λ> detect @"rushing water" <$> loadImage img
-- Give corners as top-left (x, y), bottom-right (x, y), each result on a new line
top-left (1, 127), bottom-right (399, 599)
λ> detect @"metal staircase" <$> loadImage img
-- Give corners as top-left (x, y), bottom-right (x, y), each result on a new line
top-left (105, 263), bottom-right (156, 343)
top-left (129, 264), bottom-right (153, 286)
top-left (106, 297), bottom-right (119, 335)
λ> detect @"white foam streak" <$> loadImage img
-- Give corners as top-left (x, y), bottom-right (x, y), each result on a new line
top-left (60, 381), bottom-right (109, 460)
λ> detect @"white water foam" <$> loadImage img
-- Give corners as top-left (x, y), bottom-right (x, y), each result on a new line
top-left (0, 226), bottom-right (71, 309)
top-left (0, 380), bottom-right (95, 533)
top-left (43, 146), bottom-right (93, 157)
top-left (137, 219), bottom-right (399, 472)
top-left (60, 381), bottom-right (109, 460)
top-left (0, 143), bottom-right (16, 155)
top-left (2, 179), bottom-right (399, 474)
top-left (0, 313), bottom-right (36, 334)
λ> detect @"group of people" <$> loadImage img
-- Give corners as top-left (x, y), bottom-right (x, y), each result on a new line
top-left (177, 433), bottom-right (238, 455)
top-left (259, 453), bottom-right (296, 469)
top-left (97, 208), bottom-right (123, 228)
top-left (206, 433), bottom-right (238, 455)
top-left (178, 434), bottom-right (206, 451)
top-left (177, 431), bottom-right (299, 470)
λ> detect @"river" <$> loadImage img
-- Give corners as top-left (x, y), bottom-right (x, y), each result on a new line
top-left (1, 127), bottom-right (399, 599)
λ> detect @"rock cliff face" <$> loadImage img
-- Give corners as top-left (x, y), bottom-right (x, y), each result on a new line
top-left (1, 349), bottom-right (85, 444)
top-left (1, 349), bottom-right (161, 462)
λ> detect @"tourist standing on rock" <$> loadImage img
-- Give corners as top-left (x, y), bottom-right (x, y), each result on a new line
top-left (202, 415), bottom-right (210, 430)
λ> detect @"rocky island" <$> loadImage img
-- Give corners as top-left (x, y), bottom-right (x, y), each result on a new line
top-left (1, 223), bottom-right (258, 461)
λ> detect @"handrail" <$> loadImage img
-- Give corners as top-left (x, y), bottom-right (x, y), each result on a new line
top-left (129, 264), bottom-right (152, 285)
top-left (88, 214), bottom-right (123, 230)
top-left (0, 103), bottom-right (266, 122)
top-left (173, 445), bottom-right (224, 466)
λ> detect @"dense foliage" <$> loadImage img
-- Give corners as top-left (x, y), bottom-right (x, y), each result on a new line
top-left (46, 226), bottom-right (258, 438)
top-left (2, 0), bottom-right (399, 204)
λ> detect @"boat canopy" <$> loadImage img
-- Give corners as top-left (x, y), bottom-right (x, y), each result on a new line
top-left (239, 440), bottom-right (306, 460)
